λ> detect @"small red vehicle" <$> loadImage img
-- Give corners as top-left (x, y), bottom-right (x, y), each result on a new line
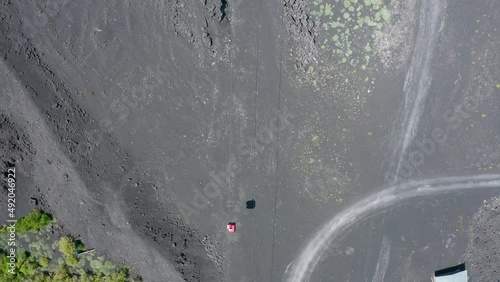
top-left (227, 222), bottom-right (236, 233)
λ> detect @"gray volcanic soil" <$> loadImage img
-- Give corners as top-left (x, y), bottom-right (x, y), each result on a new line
top-left (0, 113), bottom-right (35, 174)
top-left (0, 0), bottom-right (317, 281)
top-left (0, 0), bottom-right (234, 281)
top-left (466, 196), bottom-right (500, 281)
top-left (1, 0), bottom-right (500, 282)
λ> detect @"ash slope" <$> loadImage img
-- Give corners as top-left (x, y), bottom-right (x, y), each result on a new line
top-left (466, 196), bottom-right (500, 281)
top-left (0, 1), bottom-right (229, 281)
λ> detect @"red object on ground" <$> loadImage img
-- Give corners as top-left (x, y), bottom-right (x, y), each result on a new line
top-left (227, 222), bottom-right (236, 233)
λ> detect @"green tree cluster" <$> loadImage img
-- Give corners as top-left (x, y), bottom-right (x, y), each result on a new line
top-left (1, 249), bottom-right (45, 281)
top-left (0, 209), bottom-right (53, 234)
top-left (1, 249), bottom-right (141, 282)
top-left (0, 209), bottom-right (141, 281)
top-left (29, 266), bottom-right (141, 282)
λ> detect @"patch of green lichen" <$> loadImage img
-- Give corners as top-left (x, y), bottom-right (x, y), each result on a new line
top-left (296, 128), bottom-right (325, 176)
top-left (292, 123), bottom-right (356, 203)
top-left (291, 0), bottom-right (395, 205)
top-left (296, 0), bottom-right (395, 123)
top-left (309, 0), bottom-right (393, 72)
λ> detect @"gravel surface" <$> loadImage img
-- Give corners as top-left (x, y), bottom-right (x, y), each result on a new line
top-left (0, 0), bottom-right (499, 281)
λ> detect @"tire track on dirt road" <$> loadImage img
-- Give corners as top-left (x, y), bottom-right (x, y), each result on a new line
top-left (386, 0), bottom-right (444, 184)
top-left (285, 173), bottom-right (500, 282)
top-left (371, 235), bottom-right (391, 282)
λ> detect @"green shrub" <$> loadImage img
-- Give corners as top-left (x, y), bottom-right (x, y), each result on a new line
top-left (108, 267), bottom-right (130, 282)
top-left (65, 255), bottom-right (79, 267)
top-left (90, 260), bottom-right (103, 271)
top-left (16, 210), bottom-right (53, 233)
top-left (75, 240), bottom-right (85, 252)
top-left (19, 256), bottom-right (41, 276)
top-left (31, 272), bottom-right (53, 282)
top-left (39, 257), bottom-right (51, 267)
top-left (0, 210), bottom-right (53, 234)
top-left (59, 237), bottom-right (76, 256)
top-left (0, 252), bottom-right (11, 278)
top-left (53, 265), bottom-right (71, 280)
top-left (58, 237), bottom-right (79, 267)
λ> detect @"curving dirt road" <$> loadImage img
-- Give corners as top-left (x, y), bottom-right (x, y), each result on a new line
top-left (286, 173), bottom-right (500, 282)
